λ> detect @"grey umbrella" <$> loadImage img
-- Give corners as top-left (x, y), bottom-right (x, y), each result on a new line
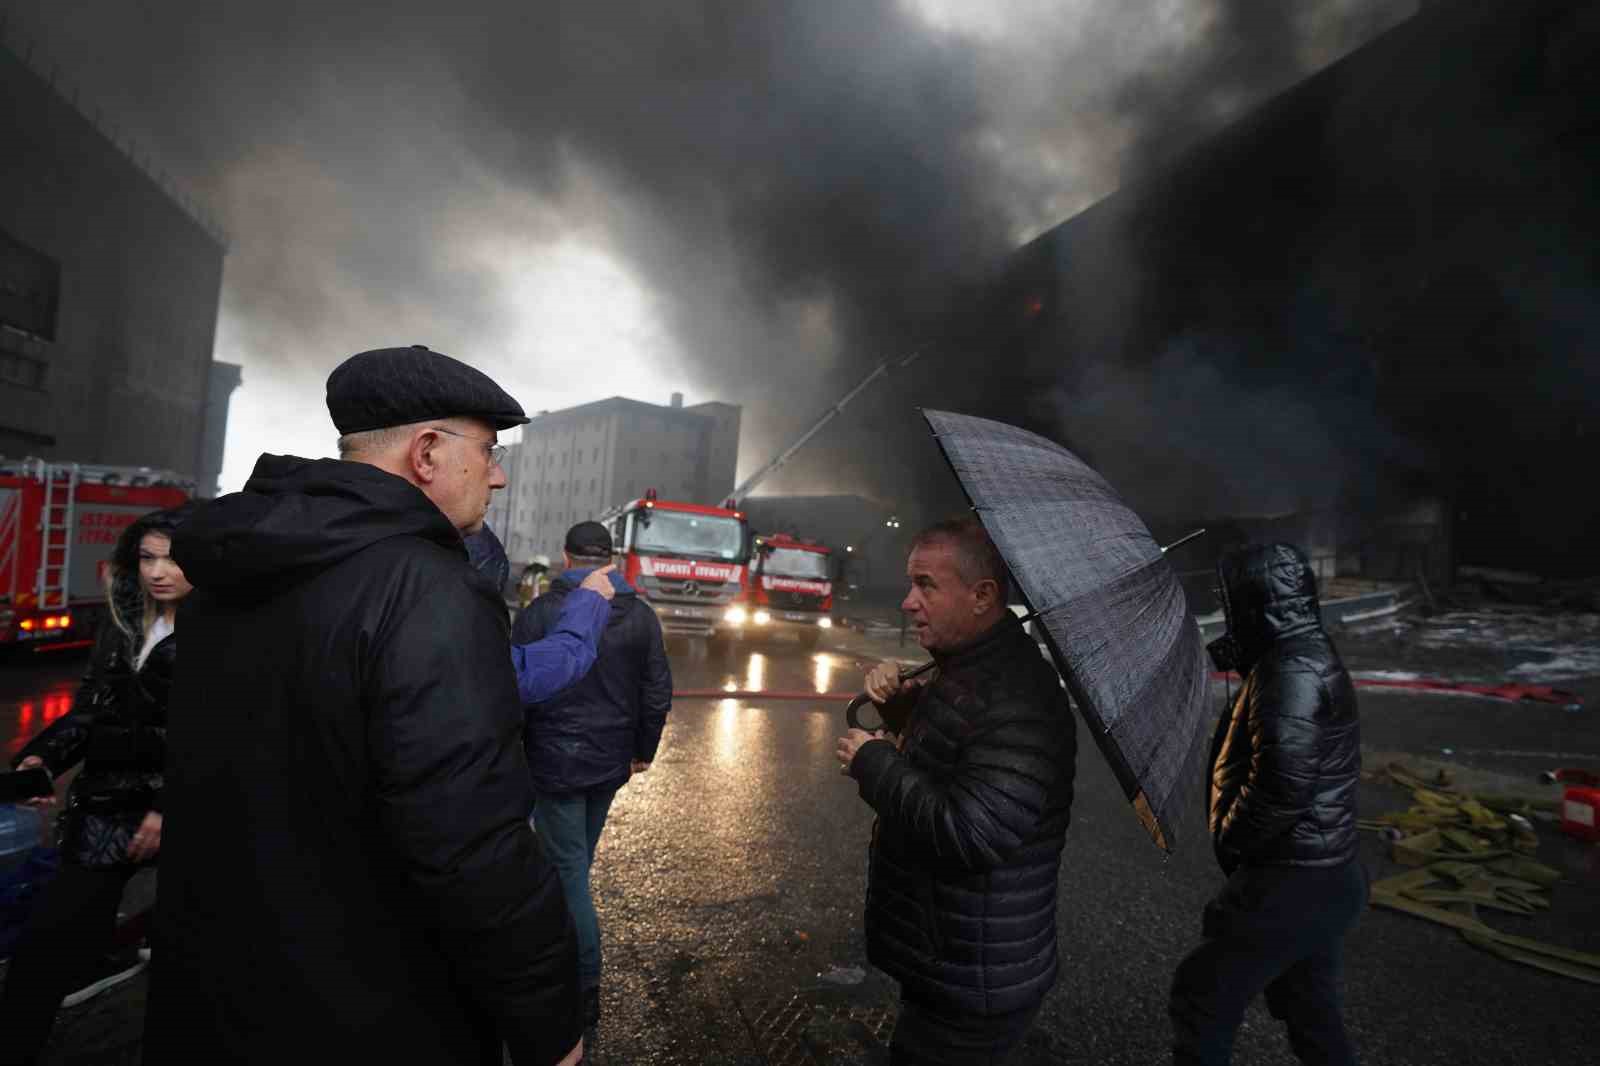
top-left (921, 409), bottom-right (1210, 852)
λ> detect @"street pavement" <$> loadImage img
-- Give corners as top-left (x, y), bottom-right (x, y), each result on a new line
top-left (1, 623), bottom-right (1597, 1065)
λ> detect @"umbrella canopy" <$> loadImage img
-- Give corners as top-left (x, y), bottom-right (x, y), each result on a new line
top-left (922, 409), bottom-right (1210, 852)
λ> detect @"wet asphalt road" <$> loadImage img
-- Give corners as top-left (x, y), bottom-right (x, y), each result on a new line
top-left (2, 630), bottom-right (1598, 1065)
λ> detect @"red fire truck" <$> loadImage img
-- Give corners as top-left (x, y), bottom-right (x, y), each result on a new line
top-left (595, 490), bottom-right (751, 639)
top-left (740, 533), bottom-right (835, 649)
top-left (0, 459), bottom-right (192, 649)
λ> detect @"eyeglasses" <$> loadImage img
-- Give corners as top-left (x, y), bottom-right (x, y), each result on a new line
top-left (430, 426), bottom-right (507, 467)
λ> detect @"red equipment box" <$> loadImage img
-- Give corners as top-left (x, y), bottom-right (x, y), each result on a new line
top-left (1560, 787), bottom-right (1600, 844)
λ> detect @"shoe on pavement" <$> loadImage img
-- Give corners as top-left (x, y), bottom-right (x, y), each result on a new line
top-left (61, 950), bottom-right (148, 1008)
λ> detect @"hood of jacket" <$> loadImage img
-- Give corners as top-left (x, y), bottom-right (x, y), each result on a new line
top-left (1215, 542), bottom-right (1322, 669)
top-left (172, 454), bottom-right (464, 599)
top-left (550, 566), bottom-right (636, 599)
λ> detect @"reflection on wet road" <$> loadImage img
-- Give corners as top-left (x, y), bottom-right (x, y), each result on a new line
top-left (1, 632), bottom-right (1594, 1064)
top-left (0, 653), bottom-right (81, 757)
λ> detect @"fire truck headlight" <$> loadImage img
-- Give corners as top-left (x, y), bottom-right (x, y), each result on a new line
top-left (817, 616), bottom-right (833, 629)
top-left (752, 610), bottom-right (772, 626)
top-left (724, 607), bottom-right (748, 625)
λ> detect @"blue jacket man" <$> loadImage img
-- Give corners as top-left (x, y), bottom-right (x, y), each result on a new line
top-left (513, 521), bottom-right (672, 1033)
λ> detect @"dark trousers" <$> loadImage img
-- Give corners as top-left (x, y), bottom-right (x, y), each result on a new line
top-left (1169, 860), bottom-right (1367, 1066)
top-left (889, 996), bottom-right (1040, 1066)
top-left (0, 861), bottom-right (139, 1066)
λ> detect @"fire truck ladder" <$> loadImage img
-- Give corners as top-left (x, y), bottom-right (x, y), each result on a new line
top-left (35, 461), bottom-right (79, 612)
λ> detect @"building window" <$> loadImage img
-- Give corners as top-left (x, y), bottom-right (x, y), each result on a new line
top-left (590, 478), bottom-right (597, 494)
top-left (592, 447), bottom-right (599, 463)
top-left (0, 350), bottom-right (46, 390)
top-left (629, 447), bottom-right (638, 464)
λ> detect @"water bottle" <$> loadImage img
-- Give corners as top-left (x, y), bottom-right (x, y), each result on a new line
top-left (0, 804), bottom-right (44, 874)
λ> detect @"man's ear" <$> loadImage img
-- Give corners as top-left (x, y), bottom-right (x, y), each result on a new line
top-left (407, 428), bottom-right (442, 484)
top-left (971, 577), bottom-right (1000, 614)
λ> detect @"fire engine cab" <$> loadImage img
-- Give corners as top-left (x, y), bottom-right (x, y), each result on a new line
top-left (740, 533), bottom-right (835, 649)
top-left (594, 490), bottom-right (751, 639)
top-left (0, 459), bottom-right (192, 649)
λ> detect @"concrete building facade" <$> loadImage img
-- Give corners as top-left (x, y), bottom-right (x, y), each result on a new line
top-left (0, 38), bottom-right (233, 492)
top-left (489, 394), bottom-right (741, 565)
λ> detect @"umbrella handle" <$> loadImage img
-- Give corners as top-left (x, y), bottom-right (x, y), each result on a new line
top-left (845, 692), bottom-right (884, 731)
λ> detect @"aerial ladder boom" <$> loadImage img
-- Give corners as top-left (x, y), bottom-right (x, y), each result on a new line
top-left (727, 350), bottom-right (921, 506)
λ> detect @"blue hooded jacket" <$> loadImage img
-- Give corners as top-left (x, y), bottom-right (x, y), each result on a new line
top-left (513, 567), bottom-right (672, 794)
top-left (508, 578), bottom-right (609, 706)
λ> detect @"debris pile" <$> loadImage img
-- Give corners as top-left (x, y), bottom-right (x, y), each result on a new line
top-left (1363, 763), bottom-right (1600, 984)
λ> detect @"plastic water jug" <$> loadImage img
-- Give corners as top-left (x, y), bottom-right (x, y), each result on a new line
top-left (0, 804), bottom-right (44, 874)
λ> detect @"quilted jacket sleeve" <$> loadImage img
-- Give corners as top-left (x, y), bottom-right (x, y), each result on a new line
top-left (1214, 663), bottom-right (1326, 859)
top-left (850, 695), bottom-right (1064, 874)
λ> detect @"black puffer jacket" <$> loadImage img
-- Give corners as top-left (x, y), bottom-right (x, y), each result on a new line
top-left (851, 615), bottom-right (1075, 1017)
top-left (513, 567), bottom-right (672, 794)
top-left (146, 456), bottom-right (578, 1066)
top-left (1208, 543), bottom-right (1360, 872)
top-left (12, 509), bottom-right (185, 869)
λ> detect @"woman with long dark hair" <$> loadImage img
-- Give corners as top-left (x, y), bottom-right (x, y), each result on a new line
top-left (0, 505), bottom-right (193, 1065)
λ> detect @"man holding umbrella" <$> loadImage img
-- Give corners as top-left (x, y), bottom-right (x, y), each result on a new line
top-left (837, 517), bottom-right (1076, 1064)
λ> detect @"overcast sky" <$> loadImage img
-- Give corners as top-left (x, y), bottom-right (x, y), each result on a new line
top-left (4, 0), bottom-right (1411, 497)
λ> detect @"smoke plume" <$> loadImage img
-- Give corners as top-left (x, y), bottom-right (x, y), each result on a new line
top-left (2, 0), bottom-right (1412, 508)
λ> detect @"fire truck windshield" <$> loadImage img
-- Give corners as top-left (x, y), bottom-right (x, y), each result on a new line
top-left (763, 547), bottom-right (830, 580)
top-left (634, 510), bottom-right (745, 561)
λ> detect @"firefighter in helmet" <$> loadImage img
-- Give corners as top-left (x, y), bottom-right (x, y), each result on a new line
top-left (518, 554), bottom-right (552, 610)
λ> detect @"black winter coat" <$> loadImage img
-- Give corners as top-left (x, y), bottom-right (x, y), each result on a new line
top-left (850, 615), bottom-right (1075, 1017)
top-left (146, 456), bottom-right (578, 1066)
top-left (513, 568), bottom-right (672, 794)
top-left (1208, 543), bottom-right (1360, 872)
top-left (13, 577), bottom-right (173, 869)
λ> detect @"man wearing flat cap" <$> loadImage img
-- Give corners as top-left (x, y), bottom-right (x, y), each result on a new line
top-left (146, 346), bottom-right (598, 1066)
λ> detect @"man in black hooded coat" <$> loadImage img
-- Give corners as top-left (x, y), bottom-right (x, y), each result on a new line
top-left (145, 347), bottom-right (599, 1066)
top-left (1169, 542), bottom-right (1365, 1066)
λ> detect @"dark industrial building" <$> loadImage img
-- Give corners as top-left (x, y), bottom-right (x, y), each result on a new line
top-left (0, 37), bottom-right (238, 490)
top-left (942, 0), bottom-right (1599, 582)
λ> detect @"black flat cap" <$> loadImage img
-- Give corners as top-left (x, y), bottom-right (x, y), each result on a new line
top-left (564, 520), bottom-right (613, 559)
top-left (326, 345), bottom-right (530, 435)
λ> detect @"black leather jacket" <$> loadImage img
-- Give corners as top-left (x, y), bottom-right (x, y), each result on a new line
top-left (13, 580), bottom-right (173, 869)
top-left (1208, 543), bottom-right (1360, 872)
top-left (851, 615), bottom-right (1075, 1017)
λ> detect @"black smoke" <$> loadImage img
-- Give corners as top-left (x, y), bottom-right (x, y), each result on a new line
top-left (1, 0), bottom-right (1413, 513)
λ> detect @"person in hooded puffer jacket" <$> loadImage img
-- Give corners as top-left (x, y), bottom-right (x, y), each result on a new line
top-left (1169, 542), bottom-right (1365, 1066)
top-left (0, 504), bottom-right (193, 1065)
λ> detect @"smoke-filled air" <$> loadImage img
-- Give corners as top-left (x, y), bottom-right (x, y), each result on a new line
top-left (4, 0), bottom-right (1411, 502)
